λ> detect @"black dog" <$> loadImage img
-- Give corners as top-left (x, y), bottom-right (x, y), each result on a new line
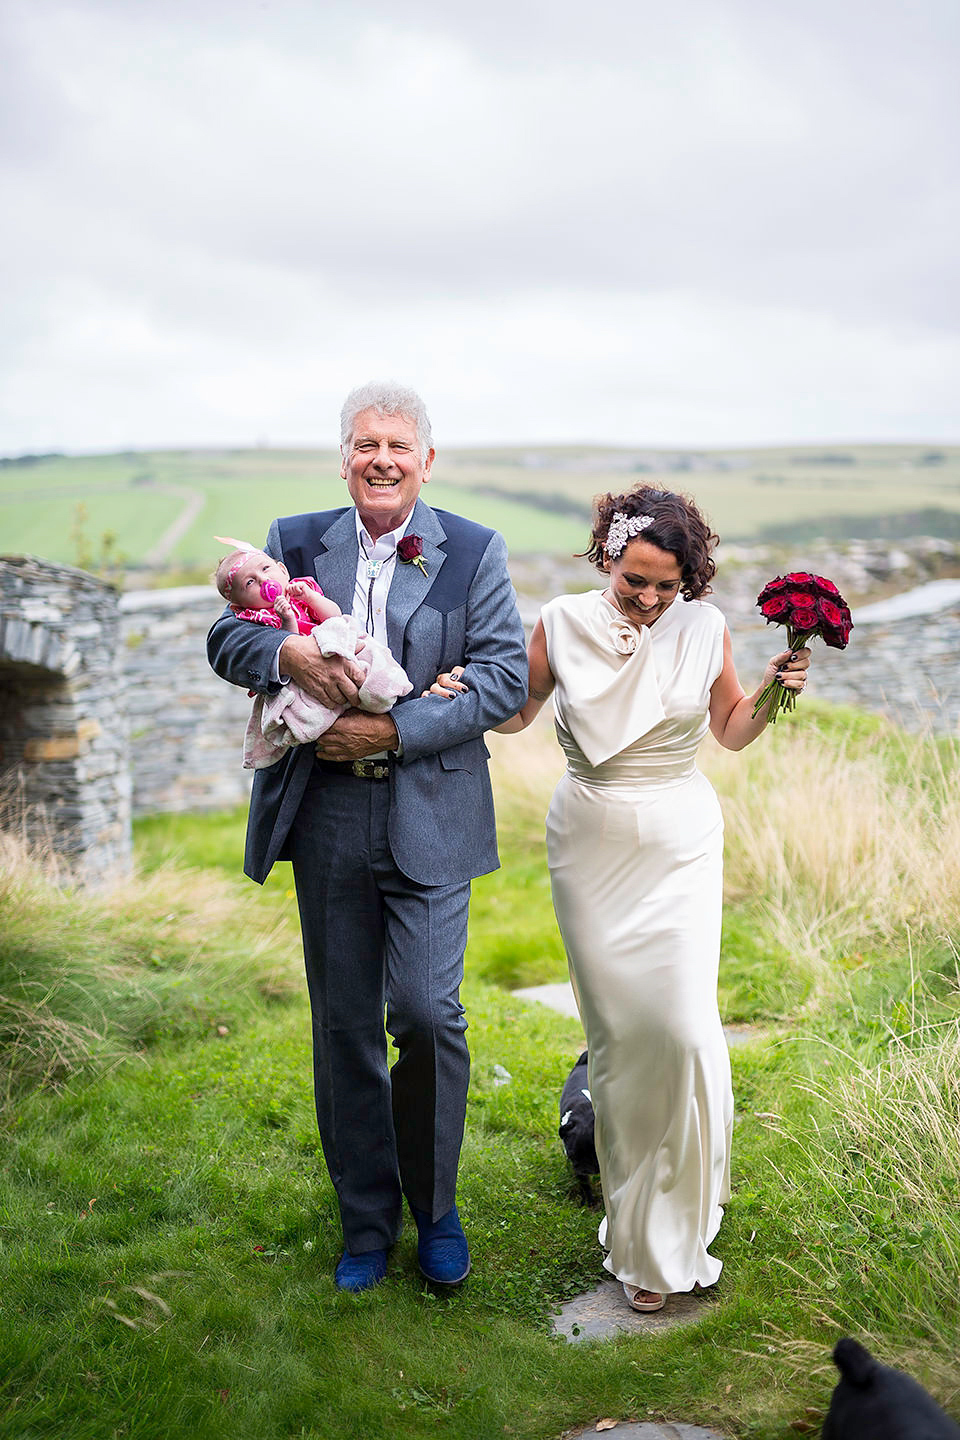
top-left (558, 1050), bottom-right (599, 1205)
top-left (823, 1337), bottom-right (960, 1439)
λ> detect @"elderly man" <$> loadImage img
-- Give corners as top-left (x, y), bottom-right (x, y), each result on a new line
top-left (208, 382), bottom-right (528, 1292)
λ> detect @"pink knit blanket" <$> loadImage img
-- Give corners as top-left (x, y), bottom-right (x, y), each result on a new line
top-left (242, 615), bottom-right (412, 770)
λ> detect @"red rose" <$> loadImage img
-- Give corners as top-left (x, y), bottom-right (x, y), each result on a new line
top-left (817, 598), bottom-right (844, 628)
top-left (785, 571), bottom-right (816, 586)
top-left (790, 606), bottom-right (818, 633)
top-left (760, 594), bottom-right (791, 620)
top-left (785, 590), bottom-right (813, 611)
top-left (757, 575), bottom-right (789, 601)
top-left (814, 575), bottom-right (840, 596)
top-left (397, 533), bottom-right (428, 576)
top-left (816, 596), bottom-right (853, 649)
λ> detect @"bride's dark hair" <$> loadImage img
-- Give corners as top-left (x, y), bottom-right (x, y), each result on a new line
top-left (579, 485), bottom-right (719, 600)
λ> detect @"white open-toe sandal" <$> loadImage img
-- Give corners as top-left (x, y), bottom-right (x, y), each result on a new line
top-left (623, 1282), bottom-right (666, 1312)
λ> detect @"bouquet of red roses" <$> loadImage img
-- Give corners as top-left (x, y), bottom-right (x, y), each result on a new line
top-left (752, 571), bottom-right (853, 723)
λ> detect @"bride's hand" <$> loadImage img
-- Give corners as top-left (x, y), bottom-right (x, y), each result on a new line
top-left (764, 646), bottom-right (811, 692)
top-left (421, 666), bottom-right (468, 699)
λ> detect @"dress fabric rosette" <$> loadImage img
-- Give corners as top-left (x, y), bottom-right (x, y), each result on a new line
top-left (549, 599), bottom-right (667, 768)
top-left (541, 590), bottom-right (733, 1294)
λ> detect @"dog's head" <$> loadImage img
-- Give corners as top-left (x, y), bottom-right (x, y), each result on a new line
top-left (823, 1338), bottom-right (960, 1439)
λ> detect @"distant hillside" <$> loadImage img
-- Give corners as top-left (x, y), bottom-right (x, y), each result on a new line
top-left (1, 442), bottom-right (958, 577)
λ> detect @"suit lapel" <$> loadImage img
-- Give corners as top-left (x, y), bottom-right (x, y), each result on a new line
top-left (305, 499), bottom-right (446, 653)
top-left (311, 510), bottom-right (360, 614)
top-left (386, 498), bottom-right (447, 658)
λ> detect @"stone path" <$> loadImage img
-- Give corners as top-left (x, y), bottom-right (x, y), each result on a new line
top-left (553, 1279), bottom-right (716, 1344)
top-left (564, 1425), bottom-right (723, 1438)
top-left (513, 981), bottom-right (582, 1019)
top-left (564, 1425), bottom-right (723, 1439)
top-left (513, 979), bottom-right (749, 1349)
top-left (512, 981), bottom-right (762, 1050)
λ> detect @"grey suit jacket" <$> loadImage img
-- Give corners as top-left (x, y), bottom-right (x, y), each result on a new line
top-left (207, 497), bottom-right (528, 886)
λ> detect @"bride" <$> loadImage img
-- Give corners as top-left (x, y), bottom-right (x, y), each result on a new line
top-left (429, 485), bottom-right (810, 1312)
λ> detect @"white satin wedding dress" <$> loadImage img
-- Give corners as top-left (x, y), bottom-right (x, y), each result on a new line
top-left (542, 590), bottom-right (733, 1294)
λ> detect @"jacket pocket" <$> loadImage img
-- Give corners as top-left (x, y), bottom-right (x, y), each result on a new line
top-left (438, 738), bottom-right (490, 773)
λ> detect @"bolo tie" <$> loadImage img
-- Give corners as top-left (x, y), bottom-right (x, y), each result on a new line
top-left (363, 545), bottom-right (383, 636)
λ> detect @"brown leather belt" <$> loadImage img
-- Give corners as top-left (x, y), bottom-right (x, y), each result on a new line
top-left (315, 758), bottom-right (393, 780)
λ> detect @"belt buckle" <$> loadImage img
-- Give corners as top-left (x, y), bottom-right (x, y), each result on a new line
top-left (350, 759), bottom-right (390, 780)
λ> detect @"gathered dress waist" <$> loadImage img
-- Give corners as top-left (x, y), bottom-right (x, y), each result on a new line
top-left (557, 716), bottom-right (703, 792)
top-left (563, 755), bottom-right (700, 792)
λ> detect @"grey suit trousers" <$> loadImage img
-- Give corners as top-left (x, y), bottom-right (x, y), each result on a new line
top-left (287, 763), bottom-right (471, 1254)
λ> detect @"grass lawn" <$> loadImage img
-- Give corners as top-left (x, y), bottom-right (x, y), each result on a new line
top-left (2, 710), bottom-right (960, 1437)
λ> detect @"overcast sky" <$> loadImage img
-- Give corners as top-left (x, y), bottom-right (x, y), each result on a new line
top-left (2, 0), bottom-right (957, 452)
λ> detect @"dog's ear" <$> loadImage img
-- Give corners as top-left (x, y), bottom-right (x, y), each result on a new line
top-left (833, 1338), bottom-right (877, 1387)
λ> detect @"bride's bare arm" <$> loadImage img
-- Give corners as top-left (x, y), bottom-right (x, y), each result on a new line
top-left (493, 619), bottom-right (555, 733)
top-left (709, 626), bottom-right (810, 750)
top-left (422, 618), bottom-right (555, 730)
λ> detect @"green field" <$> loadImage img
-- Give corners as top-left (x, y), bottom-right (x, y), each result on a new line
top-left (2, 443), bottom-right (959, 578)
top-left (3, 706), bottom-right (960, 1437)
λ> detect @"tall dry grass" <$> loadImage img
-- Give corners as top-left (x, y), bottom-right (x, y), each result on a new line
top-left (703, 714), bottom-right (960, 988)
top-left (0, 830), bottom-right (300, 1110)
top-left (487, 709), bottom-right (565, 843)
top-left (760, 968), bottom-right (960, 1408)
top-left (491, 705), bottom-right (960, 977)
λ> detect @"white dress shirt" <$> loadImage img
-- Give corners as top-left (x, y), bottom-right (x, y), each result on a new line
top-left (351, 510), bottom-right (415, 756)
top-left (274, 506), bottom-right (415, 684)
top-left (352, 509), bottom-right (414, 649)
top-left (274, 507), bottom-right (417, 756)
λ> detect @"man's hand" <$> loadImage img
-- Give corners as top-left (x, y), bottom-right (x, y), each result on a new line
top-left (279, 635), bottom-right (364, 708)
top-left (315, 710), bottom-right (400, 761)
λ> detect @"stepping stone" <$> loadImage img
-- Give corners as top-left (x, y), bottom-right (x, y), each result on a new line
top-left (512, 981), bottom-right (582, 1019)
top-left (552, 1278), bottom-right (716, 1343)
top-left (564, 1425), bottom-right (723, 1438)
top-left (513, 982), bottom-right (763, 1049)
top-left (722, 1023), bottom-right (761, 1048)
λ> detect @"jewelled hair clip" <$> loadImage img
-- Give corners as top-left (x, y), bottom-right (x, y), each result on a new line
top-left (605, 512), bottom-right (654, 559)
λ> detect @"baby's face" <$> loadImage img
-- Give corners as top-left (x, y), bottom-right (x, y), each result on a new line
top-left (230, 552), bottom-right (289, 609)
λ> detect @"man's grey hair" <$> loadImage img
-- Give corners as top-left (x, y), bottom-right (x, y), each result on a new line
top-left (340, 381), bottom-right (433, 463)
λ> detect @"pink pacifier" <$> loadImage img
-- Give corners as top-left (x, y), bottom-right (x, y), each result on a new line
top-left (260, 579), bottom-right (282, 604)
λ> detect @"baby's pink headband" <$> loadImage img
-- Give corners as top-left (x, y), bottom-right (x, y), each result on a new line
top-left (215, 535), bottom-right (261, 588)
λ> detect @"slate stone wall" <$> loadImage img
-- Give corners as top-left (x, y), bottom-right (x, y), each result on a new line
top-left (0, 556), bottom-right (132, 880)
top-left (513, 536), bottom-right (960, 734)
top-left (119, 586), bottom-right (252, 816)
top-left (2, 539), bottom-right (958, 884)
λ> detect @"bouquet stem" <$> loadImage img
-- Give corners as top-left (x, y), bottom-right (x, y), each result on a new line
top-left (751, 627), bottom-right (814, 723)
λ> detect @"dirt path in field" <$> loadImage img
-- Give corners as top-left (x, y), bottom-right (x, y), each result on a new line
top-left (2, 479), bottom-right (206, 567)
top-left (142, 487), bottom-right (206, 565)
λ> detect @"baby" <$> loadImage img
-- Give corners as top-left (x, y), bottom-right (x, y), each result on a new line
top-left (215, 544), bottom-right (342, 635)
top-left (214, 539), bottom-right (412, 770)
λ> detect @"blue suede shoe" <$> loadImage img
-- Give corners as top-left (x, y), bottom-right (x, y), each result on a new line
top-left (410, 1204), bottom-right (470, 1285)
top-left (334, 1248), bottom-right (388, 1293)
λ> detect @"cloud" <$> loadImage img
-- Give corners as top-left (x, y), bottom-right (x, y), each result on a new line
top-left (1, 0), bottom-right (957, 449)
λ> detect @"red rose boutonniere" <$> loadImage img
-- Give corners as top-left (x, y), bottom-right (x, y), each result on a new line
top-left (397, 534), bottom-right (428, 576)
top-left (753, 571), bottom-right (853, 723)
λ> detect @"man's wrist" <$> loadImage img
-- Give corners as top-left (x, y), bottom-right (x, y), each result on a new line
top-left (381, 716), bottom-right (400, 752)
top-left (277, 633), bottom-right (312, 682)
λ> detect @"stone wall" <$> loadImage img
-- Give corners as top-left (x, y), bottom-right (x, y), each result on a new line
top-left (512, 537), bottom-right (960, 734)
top-left (119, 586), bottom-right (252, 815)
top-left (2, 538), bottom-right (958, 884)
top-left (0, 556), bottom-right (132, 880)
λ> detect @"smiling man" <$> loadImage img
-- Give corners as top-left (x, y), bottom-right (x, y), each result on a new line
top-left (207, 382), bottom-right (528, 1293)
